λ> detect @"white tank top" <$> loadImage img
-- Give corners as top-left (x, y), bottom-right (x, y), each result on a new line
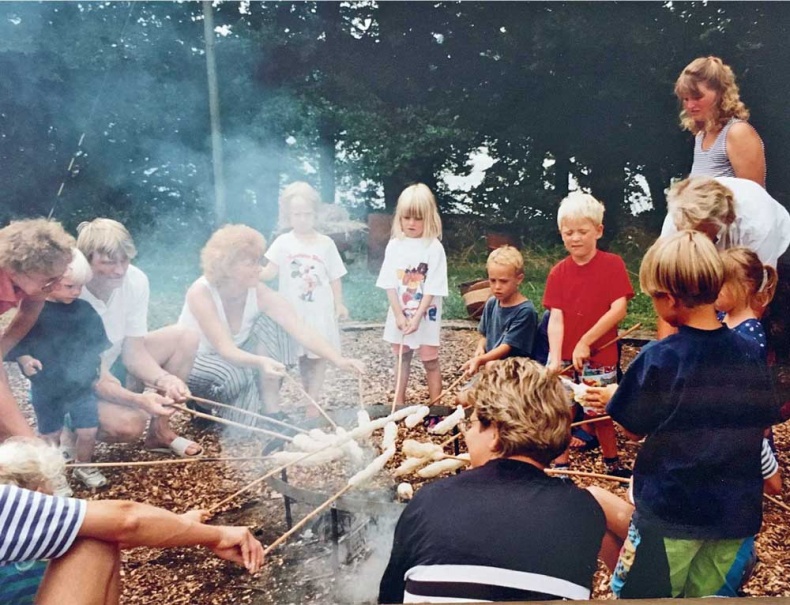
top-left (178, 276), bottom-right (259, 354)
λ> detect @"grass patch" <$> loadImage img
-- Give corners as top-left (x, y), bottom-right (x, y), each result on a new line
top-left (141, 240), bottom-right (656, 332)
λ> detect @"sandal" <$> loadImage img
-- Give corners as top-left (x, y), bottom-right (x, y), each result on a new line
top-left (570, 427), bottom-right (600, 452)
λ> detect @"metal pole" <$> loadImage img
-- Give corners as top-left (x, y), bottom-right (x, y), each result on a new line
top-left (202, 1), bottom-right (226, 225)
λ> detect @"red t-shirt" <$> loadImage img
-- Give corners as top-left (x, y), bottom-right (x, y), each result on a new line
top-left (0, 269), bottom-right (24, 315)
top-left (542, 250), bottom-right (634, 367)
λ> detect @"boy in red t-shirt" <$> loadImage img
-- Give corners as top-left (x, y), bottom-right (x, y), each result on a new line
top-left (543, 192), bottom-right (634, 478)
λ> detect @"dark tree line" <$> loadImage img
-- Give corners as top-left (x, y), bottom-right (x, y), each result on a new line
top-left (0, 1), bottom-right (788, 246)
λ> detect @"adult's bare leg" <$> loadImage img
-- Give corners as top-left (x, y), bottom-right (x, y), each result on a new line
top-left (587, 485), bottom-right (634, 571)
top-left (138, 326), bottom-right (201, 455)
top-left (96, 402), bottom-right (147, 444)
top-left (37, 538), bottom-right (121, 605)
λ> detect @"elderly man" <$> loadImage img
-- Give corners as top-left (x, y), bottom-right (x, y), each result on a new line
top-left (378, 358), bottom-right (605, 603)
top-left (0, 219), bottom-right (75, 439)
top-left (75, 218), bottom-right (201, 456)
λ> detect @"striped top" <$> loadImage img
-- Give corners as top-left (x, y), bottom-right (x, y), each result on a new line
top-left (0, 485), bottom-right (86, 565)
top-left (690, 118), bottom-right (765, 179)
top-left (761, 438), bottom-right (779, 480)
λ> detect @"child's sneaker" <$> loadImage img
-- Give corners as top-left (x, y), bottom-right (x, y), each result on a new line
top-left (51, 474), bottom-right (73, 498)
top-left (73, 467), bottom-right (109, 489)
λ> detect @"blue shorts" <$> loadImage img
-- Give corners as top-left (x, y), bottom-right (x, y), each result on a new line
top-left (31, 390), bottom-right (99, 434)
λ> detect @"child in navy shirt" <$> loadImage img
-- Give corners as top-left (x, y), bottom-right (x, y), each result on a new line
top-left (10, 250), bottom-right (110, 491)
top-left (606, 231), bottom-right (782, 598)
top-left (461, 246), bottom-right (537, 376)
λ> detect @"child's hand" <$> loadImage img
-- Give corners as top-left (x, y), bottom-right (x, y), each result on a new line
top-left (461, 356), bottom-right (484, 376)
top-left (18, 356), bottom-right (42, 377)
top-left (404, 315), bottom-right (421, 335)
top-left (571, 342), bottom-right (591, 371)
top-left (395, 312), bottom-right (409, 332)
top-left (584, 384), bottom-right (618, 411)
top-left (335, 303), bottom-right (349, 321)
top-left (546, 357), bottom-right (562, 374)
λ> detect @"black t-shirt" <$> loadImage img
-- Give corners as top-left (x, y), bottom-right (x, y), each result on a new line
top-left (607, 325), bottom-right (782, 540)
top-left (478, 297), bottom-right (538, 359)
top-left (378, 459), bottom-right (605, 603)
top-left (8, 300), bottom-right (111, 400)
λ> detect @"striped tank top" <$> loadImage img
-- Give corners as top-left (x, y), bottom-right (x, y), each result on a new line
top-left (690, 118), bottom-right (742, 178)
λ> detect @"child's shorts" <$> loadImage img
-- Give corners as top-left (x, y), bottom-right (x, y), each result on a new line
top-left (31, 390), bottom-right (100, 434)
top-left (390, 343), bottom-right (440, 362)
top-left (611, 520), bottom-right (756, 599)
top-left (0, 559), bottom-right (48, 605)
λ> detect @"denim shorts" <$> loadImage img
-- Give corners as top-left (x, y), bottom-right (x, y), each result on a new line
top-left (31, 390), bottom-right (100, 434)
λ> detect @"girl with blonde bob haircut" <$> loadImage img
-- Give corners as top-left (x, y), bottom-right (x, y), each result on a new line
top-left (390, 183), bottom-right (443, 240)
top-left (467, 357), bottom-right (571, 466)
top-left (278, 181), bottom-right (320, 231)
top-left (639, 230), bottom-right (724, 309)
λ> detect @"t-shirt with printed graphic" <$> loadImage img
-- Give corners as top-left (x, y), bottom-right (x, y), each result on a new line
top-left (376, 237), bottom-right (448, 348)
top-left (265, 231), bottom-right (347, 356)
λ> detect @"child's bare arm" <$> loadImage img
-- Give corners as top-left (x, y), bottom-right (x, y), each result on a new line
top-left (405, 295), bottom-right (434, 335)
top-left (330, 278), bottom-right (349, 320)
top-left (547, 308), bottom-right (564, 372)
top-left (386, 289), bottom-right (408, 332)
top-left (259, 261), bottom-right (279, 282)
top-left (16, 355), bottom-right (42, 377)
top-left (462, 343), bottom-right (512, 375)
top-left (572, 296), bottom-right (628, 370)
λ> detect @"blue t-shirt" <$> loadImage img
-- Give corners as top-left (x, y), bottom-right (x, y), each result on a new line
top-left (718, 312), bottom-right (768, 362)
top-left (8, 299), bottom-right (110, 401)
top-left (607, 325), bottom-right (781, 540)
top-left (478, 297), bottom-right (537, 359)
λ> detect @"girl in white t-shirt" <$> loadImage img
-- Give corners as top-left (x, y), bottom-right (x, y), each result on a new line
top-left (263, 182), bottom-right (349, 405)
top-left (376, 183), bottom-right (448, 405)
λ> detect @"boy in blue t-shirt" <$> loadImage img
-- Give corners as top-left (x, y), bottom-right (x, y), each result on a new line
top-left (461, 246), bottom-right (537, 376)
top-left (606, 231), bottom-right (782, 599)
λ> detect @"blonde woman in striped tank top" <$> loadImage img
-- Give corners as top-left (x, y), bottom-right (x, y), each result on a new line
top-left (675, 56), bottom-right (765, 187)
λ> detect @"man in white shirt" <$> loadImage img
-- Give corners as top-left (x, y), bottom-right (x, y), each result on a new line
top-left (77, 219), bottom-right (201, 456)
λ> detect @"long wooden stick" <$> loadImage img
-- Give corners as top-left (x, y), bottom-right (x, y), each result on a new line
top-left (764, 493), bottom-right (790, 514)
top-left (570, 414), bottom-right (612, 428)
top-left (544, 468), bottom-right (630, 484)
top-left (170, 404), bottom-right (294, 442)
top-left (187, 394), bottom-right (306, 434)
top-left (262, 484), bottom-right (354, 556)
top-left (392, 337), bottom-right (405, 413)
top-left (557, 323), bottom-right (643, 376)
top-left (145, 383), bottom-right (306, 435)
top-left (282, 373), bottom-right (337, 429)
top-left (428, 372), bottom-right (467, 406)
top-left (66, 456), bottom-right (272, 469)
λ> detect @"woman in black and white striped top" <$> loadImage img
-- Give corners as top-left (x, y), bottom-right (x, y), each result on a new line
top-left (675, 56), bottom-right (765, 188)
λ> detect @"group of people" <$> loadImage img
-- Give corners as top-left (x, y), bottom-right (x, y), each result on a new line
top-left (0, 53), bottom-right (789, 603)
top-left (374, 55), bottom-right (790, 602)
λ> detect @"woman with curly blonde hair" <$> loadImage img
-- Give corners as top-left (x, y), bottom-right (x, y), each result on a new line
top-left (379, 358), bottom-right (605, 604)
top-left (675, 56), bottom-right (765, 186)
top-left (179, 224), bottom-right (363, 422)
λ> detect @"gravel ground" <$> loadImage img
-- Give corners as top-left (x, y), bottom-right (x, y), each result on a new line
top-left (5, 323), bottom-right (790, 603)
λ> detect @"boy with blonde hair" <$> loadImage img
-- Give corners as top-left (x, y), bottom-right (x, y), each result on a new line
top-left (542, 192), bottom-right (633, 478)
top-left (461, 246), bottom-right (537, 376)
top-left (10, 249), bottom-right (110, 491)
top-left (606, 231), bottom-right (782, 598)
